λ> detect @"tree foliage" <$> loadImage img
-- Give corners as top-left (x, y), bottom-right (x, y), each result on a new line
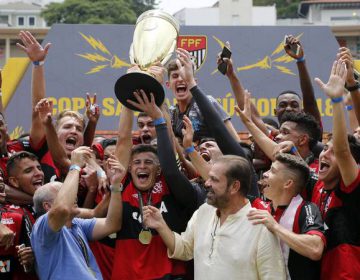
top-left (41, 0), bottom-right (157, 26)
top-left (253, 0), bottom-right (301, 18)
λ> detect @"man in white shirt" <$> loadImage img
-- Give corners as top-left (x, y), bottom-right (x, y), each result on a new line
top-left (143, 155), bottom-right (286, 280)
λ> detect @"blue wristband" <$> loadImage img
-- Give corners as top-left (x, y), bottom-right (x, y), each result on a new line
top-left (346, 105), bottom-right (353, 111)
top-left (69, 164), bottom-right (81, 172)
top-left (33, 61), bottom-right (44, 66)
top-left (184, 146), bottom-right (195, 154)
top-left (331, 96), bottom-right (343, 103)
top-left (153, 117), bottom-right (166, 126)
top-left (296, 57), bottom-right (305, 63)
top-left (290, 146), bottom-right (297, 154)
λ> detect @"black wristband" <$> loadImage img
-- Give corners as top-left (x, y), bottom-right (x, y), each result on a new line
top-left (345, 81), bottom-right (360, 92)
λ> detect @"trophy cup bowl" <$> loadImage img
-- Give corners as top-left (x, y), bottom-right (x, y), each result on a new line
top-left (114, 10), bottom-right (180, 111)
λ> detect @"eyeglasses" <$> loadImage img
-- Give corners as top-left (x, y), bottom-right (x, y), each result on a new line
top-left (209, 216), bottom-right (219, 258)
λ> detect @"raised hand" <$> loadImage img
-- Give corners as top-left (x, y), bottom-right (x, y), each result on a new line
top-left (216, 41), bottom-right (235, 76)
top-left (70, 146), bottom-right (92, 168)
top-left (284, 35), bottom-right (304, 60)
top-left (16, 31), bottom-right (51, 62)
top-left (182, 115), bottom-right (194, 148)
top-left (127, 90), bottom-right (163, 120)
top-left (315, 60), bottom-right (347, 99)
top-left (106, 155), bottom-right (126, 187)
top-left (148, 64), bottom-right (166, 85)
top-left (235, 90), bottom-right (252, 124)
top-left (81, 164), bottom-right (98, 193)
top-left (35, 98), bottom-right (53, 125)
top-left (85, 93), bottom-right (100, 123)
top-left (337, 47), bottom-right (356, 85)
top-left (175, 48), bottom-right (197, 89)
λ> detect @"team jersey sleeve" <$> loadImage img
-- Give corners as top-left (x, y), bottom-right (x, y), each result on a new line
top-left (298, 202), bottom-right (326, 246)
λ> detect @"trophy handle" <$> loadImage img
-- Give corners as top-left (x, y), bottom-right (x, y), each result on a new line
top-left (161, 40), bottom-right (177, 66)
top-left (129, 43), bottom-right (136, 64)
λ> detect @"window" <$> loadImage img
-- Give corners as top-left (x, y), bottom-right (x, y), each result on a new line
top-left (29, 16), bottom-right (35, 26)
top-left (17, 16), bottom-right (24, 26)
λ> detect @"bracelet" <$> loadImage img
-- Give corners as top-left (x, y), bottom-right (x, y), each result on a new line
top-left (290, 146), bottom-right (297, 154)
top-left (110, 184), bottom-right (123, 193)
top-left (296, 57), bottom-right (305, 63)
top-left (331, 96), bottom-right (343, 103)
top-left (97, 169), bottom-right (106, 178)
top-left (33, 61), bottom-right (45, 67)
top-left (184, 145), bottom-right (195, 154)
top-left (345, 81), bottom-right (360, 92)
top-left (153, 117), bottom-right (166, 126)
top-left (346, 105), bottom-right (353, 111)
top-left (69, 164), bottom-right (81, 172)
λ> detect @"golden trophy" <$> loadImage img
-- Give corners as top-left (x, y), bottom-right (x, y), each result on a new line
top-left (115, 10), bottom-right (180, 111)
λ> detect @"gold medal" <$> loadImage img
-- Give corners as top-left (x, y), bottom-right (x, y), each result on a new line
top-left (139, 229), bottom-right (152, 245)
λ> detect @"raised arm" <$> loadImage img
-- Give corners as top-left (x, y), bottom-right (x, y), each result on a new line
top-left (218, 47), bottom-right (269, 135)
top-left (284, 35), bottom-right (321, 124)
top-left (339, 47), bottom-right (360, 127)
top-left (91, 155), bottom-right (125, 240)
top-left (182, 115), bottom-right (210, 180)
top-left (127, 91), bottom-right (198, 210)
top-left (83, 93), bottom-right (100, 147)
top-left (16, 31), bottom-right (51, 148)
top-left (315, 60), bottom-right (359, 186)
top-left (48, 146), bottom-right (92, 232)
top-left (35, 98), bottom-right (70, 174)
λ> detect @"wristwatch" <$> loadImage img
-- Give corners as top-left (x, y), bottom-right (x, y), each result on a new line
top-left (345, 81), bottom-right (360, 92)
top-left (110, 184), bottom-right (123, 193)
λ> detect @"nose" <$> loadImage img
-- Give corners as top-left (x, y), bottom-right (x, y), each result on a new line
top-left (142, 125), bottom-right (149, 132)
top-left (274, 134), bottom-right (283, 143)
top-left (35, 168), bottom-right (44, 178)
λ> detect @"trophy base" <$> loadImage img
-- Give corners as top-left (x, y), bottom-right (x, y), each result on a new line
top-left (114, 72), bottom-right (165, 112)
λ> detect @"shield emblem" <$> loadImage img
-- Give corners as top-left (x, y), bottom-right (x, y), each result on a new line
top-left (177, 35), bottom-right (207, 72)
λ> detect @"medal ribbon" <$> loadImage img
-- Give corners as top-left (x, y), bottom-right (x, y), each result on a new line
top-left (137, 190), bottom-right (152, 230)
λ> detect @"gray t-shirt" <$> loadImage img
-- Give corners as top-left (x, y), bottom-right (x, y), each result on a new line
top-left (170, 95), bottom-right (230, 143)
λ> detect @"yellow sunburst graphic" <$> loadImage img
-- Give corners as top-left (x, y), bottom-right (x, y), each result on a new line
top-left (9, 126), bottom-right (24, 140)
top-left (77, 32), bottom-right (131, 74)
top-left (212, 34), bottom-right (303, 76)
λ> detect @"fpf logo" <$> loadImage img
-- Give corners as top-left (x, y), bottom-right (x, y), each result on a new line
top-left (178, 36), bottom-right (207, 72)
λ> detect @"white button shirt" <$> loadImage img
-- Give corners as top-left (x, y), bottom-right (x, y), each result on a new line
top-left (169, 202), bottom-right (286, 280)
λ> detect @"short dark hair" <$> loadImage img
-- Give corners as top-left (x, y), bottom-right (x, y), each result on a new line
top-left (280, 112), bottom-right (321, 149)
top-left (215, 155), bottom-right (251, 196)
top-left (131, 144), bottom-right (158, 158)
top-left (7, 151), bottom-right (39, 176)
top-left (262, 117), bottom-right (279, 130)
top-left (276, 90), bottom-right (302, 104)
top-left (101, 138), bottom-right (117, 150)
top-left (327, 134), bottom-right (360, 164)
top-left (166, 59), bottom-right (179, 79)
top-left (275, 152), bottom-right (310, 193)
top-left (137, 112), bottom-right (150, 121)
top-left (199, 137), bottom-right (216, 146)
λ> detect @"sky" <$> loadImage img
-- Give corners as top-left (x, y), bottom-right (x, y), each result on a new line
top-left (157, 0), bottom-right (218, 14)
top-left (0, 0), bottom-right (218, 15)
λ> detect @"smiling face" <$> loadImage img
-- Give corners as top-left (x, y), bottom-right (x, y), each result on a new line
top-left (56, 116), bottom-right (84, 156)
top-left (262, 161), bottom-right (287, 201)
top-left (137, 116), bottom-right (156, 144)
top-left (204, 162), bottom-right (232, 209)
top-left (166, 69), bottom-right (192, 103)
top-left (129, 151), bottom-right (160, 191)
top-left (318, 141), bottom-right (340, 188)
top-left (275, 93), bottom-right (302, 121)
top-left (9, 158), bottom-right (44, 195)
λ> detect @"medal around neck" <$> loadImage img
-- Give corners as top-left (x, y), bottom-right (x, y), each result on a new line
top-left (139, 229), bottom-right (152, 245)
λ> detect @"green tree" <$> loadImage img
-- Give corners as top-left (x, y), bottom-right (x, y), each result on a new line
top-left (253, 0), bottom-right (301, 18)
top-left (41, 0), bottom-right (157, 26)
